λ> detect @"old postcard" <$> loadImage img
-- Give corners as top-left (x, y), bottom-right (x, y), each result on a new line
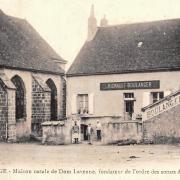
top-left (0, 0), bottom-right (180, 180)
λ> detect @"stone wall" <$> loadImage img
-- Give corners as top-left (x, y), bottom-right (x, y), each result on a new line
top-left (62, 78), bottom-right (66, 118)
top-left (0, 69), bottom-right (65, 141)
top-left (80, 116), bottom-right (121, 142)
top-left (0, 80), bottom-right (7, 141)
top-left (42, 120), bottom-right (71, 145)
top-left (4, 69), bottom-right (32, 141)
top-left (71, 115), bottom-right (142, 144)
top-left (143, 104), bottom-right (180, 143)
top-left (31, 77), bottom-right (51, 136)
top-left (7, 89), bottom-right (16, 142)
top-left (101, 121), bottom-right (142, 144)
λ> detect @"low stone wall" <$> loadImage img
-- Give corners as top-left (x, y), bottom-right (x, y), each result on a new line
top-left (80, 116), bottom-right (142, 144)
top-left (16, 121), bottom-right (31, 141)
top-left (101, 121), bottom-right (142, 144)
top-left (42, 120), bottom-right (71, 145)
top-left (80, 116), bottom-right (121, 142)
top-left (143, 104), bottom-right (180, 144)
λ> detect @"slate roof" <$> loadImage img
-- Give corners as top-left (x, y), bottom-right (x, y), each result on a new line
top-left (67, 18), bottom-right (180, 76)
top-left (0, 10), bottom-right (66, 75)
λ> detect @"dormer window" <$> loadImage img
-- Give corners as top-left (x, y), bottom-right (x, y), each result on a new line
top-left (138, 41), bottom-right (143, 48)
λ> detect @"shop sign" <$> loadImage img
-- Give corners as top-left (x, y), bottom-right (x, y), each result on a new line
top-left (100, 80), bottom-right (160, 90)
top-left (145, 94), bottom-right (180, 120)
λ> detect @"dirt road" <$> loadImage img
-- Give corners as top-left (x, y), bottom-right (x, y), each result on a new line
top-left (1, 143), bottom-right (180, 180)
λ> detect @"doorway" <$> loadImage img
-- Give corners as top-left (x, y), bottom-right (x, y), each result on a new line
top-left (81, 124), bottom-right (88, 141)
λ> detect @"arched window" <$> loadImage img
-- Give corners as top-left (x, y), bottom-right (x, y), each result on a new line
top-left (46, 79), bottom-right (57, 120)
top-left (11, 75), bottom-right (26, 121)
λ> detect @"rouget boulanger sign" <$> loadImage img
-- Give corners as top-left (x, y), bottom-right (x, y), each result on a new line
top-left (100, 80), bottom-right (160, 90)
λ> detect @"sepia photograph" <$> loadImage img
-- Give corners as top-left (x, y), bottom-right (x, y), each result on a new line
top-left (0, 0), bottom-right (180, 180)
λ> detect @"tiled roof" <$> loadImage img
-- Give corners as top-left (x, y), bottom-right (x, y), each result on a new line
top-left (0, 10), bottom-right (66, 75)
top-left (67, 18), bottom-right (180, 76)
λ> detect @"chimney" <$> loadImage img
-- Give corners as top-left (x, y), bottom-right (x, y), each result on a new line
top-left (100, 15), bottom-right (108, 27)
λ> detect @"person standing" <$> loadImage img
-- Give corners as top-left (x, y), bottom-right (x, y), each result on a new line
top-left (87, 124), bottom-right (93, 144)
top-left (96, 120), bottom-right (102, 141)
top-left (72, 121), bottom-right (79, 144)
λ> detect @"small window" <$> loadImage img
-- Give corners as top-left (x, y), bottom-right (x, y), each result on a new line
top-left (138, 41), bottom-right (143, 47)
top-left (77, 94), bottom-right (88, 114)
top-left (151, 92), bottom-right (164, 103)
top-left (124, 93), bottom-right (134, 99)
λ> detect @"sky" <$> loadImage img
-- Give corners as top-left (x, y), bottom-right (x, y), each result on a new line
top-left (0, 0), bottom-right (180, 68)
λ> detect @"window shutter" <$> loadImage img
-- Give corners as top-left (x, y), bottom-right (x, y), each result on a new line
top-left (71, 94), bottom-right (77, 114)
top-left (89, 93), bottom-right (94, 114)
top-left (164, 90), bottom-right (171, 97)
top-left (142, 92), bottom-right (150, 107)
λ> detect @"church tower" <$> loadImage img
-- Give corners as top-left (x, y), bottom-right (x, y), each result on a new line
top-left (87, 5), bottom-right (97, 41)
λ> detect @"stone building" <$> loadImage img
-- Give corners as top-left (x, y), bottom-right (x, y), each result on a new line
top-left (66, 7), bottom-right (180, 144)
top-left (0, 10), bottom-right (66, 142)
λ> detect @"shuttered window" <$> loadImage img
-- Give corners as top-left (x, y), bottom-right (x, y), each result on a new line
top-left (77, 94), bottom-right (88, 114)
top-left (88, 93), bottom-right (94, 114)
top-left (143, 92), bottom-right (150, 107)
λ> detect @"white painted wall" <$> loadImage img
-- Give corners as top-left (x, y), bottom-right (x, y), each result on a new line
top-left (67, 71), bottom-right (180, 118)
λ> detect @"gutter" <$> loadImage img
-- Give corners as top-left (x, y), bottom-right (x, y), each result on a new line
top-left (66, 67), bottom-right (180, 77)
top-left (0, 65), bottom-right (65, 76)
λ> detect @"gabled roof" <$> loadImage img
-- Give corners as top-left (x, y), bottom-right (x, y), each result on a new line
top-left (67, 18), bottom-right (180, 76)
top-left (0, 10), bottom-right (66, 75)
top-left (0, 72), bottom-right (16, 90)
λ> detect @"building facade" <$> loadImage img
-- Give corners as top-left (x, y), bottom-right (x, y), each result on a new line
top-left (0, 10), bottom-right (66, 142)
top-left (67, 8), bottom-right (180, 143)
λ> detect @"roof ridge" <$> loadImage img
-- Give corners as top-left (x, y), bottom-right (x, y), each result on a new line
top-left (0, 9), bottom-right (65, 75)
top-left (68, 17), bottom-right (180, 76)
top-left (0, 9), bottom-right (4, 14)
top-left (97, 17), bottom-right (180, 29)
